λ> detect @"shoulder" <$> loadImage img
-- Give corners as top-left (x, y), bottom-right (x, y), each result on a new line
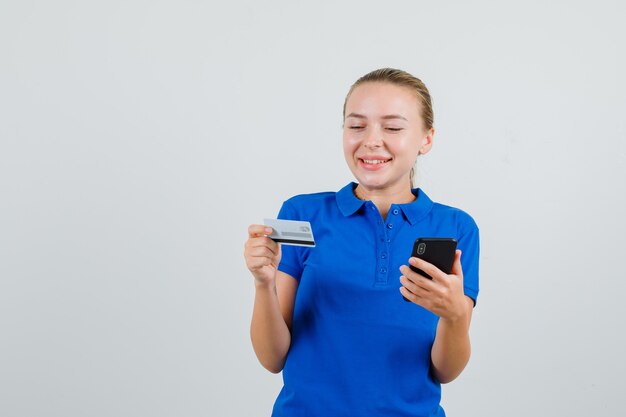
top-left (278, 190), bottom-right (338, 220)
top-left (284, 190), bottom-right (336, 207)
top-left (425, 197), bottom-right (480, 261)
top-left (432, 202), bottom-right (477, 225)
top-left (425, 195), bottom-right (479, 235)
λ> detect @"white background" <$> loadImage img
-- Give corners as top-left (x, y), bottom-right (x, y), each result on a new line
top-left (1, 1), bottom-right (625, 416)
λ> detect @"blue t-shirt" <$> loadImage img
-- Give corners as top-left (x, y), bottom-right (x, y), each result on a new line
top-left (272, 182), bottom-right (480, 417)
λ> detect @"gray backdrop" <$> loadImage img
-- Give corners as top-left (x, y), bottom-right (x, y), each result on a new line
top-left (2, 0), bottom-right (625, 416)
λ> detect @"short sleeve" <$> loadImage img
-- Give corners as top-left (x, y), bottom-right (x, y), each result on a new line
top-left (275, 200), bottom-right (306, 281)
top-left (457, 217), bottom-right (480, 305)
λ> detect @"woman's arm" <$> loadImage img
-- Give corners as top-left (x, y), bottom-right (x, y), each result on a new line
top-left (245, 225), bottom-right (298, 373)
top-left (430, 296), bottom-right (473, 383)
top-left (399, 250), bottom-right (474, 383)
top-left (250, 271), bottom-right (298, 373)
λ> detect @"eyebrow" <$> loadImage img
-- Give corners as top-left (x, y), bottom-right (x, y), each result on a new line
top-left (345, 113), bottom-right (408, 121)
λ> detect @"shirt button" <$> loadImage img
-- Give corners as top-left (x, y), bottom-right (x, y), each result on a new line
top-left (380, 268), bottom-right (387, 274)
top-left (392, 209), bottom-right (399, 215)
top-left (387, 223), bottom-right (393, 229)
top-left (381, 253), bottom-right (387, 259)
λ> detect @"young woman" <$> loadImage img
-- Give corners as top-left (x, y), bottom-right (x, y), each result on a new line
top-left (244, 68), bottom-right (480, 416)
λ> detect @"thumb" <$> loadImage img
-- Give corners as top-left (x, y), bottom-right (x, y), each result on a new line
top-left (451, 249), bottom-right (463, 279)
top-left (272, 242), bottom-right (283, 267)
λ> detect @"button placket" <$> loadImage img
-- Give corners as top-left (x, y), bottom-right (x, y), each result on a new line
top-left (375, 211), bottom-right (390, 285)
top-left (367, 202), bottom-right (395, 286)
top-left (377, 207), bottom-right (399, 283)
top-left (376, 231), bottom-right (389, 283)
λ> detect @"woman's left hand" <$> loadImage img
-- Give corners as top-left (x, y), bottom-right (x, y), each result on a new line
top-left (399, 250), bottom-right (469, 322)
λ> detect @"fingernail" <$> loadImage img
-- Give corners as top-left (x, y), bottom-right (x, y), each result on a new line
top-left (265, 227), bottom-right (272, 234)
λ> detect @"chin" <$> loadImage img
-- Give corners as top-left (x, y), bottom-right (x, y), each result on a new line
top-left (356, 173), bottom-right (411, 192)
top-left (356, 178), bottom-right (388, 190)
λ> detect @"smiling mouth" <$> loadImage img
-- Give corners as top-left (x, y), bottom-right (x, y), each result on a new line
top-left (360, 158), bottom-right (391, 165)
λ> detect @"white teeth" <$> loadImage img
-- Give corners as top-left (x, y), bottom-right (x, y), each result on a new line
top-left (363, 159), bottom-right (388, 164)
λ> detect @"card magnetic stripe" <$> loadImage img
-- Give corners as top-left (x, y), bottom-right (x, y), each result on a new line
top-left (271, 238), bottom-right (315, 246)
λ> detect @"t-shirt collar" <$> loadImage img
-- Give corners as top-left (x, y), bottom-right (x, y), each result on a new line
top-left (336, 182), bottom-right (434, 225)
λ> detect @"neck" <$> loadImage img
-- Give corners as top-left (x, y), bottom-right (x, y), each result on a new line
top-left (354, 182), bottom-right (415, 219)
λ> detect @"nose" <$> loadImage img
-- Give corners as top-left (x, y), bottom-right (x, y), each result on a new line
top-left (363, 126), bottom-right (383, 149)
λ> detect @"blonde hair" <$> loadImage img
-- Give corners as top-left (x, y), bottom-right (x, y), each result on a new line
top-left (343, 68), bottom-right (434, 187)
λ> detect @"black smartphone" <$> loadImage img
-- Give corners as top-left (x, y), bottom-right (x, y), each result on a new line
top-left (403, 238), bottom-right (457, 301)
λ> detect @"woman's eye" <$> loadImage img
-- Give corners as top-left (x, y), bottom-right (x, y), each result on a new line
top-left (386, 127), bottom-right (403, 132)
top-left (349, 126), bottom-right (365, 130)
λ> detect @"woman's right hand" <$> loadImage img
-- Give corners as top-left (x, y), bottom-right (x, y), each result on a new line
top-left (244, 224), bottom-right (282, 286)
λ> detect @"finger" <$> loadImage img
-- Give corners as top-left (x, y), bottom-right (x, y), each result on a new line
top-left (408, 257), bottom-right (447, 283)
top-left (399, 285), bottom-right (417, 303)
top-left (247, 236), bottom-right (279, 254)
top-left (248, 224), bottom-right (273, 238)
top-left (399, 265), bottom-right (436, 291)
top-left (399, 286), bottom-right (430, 308)
top-left (246, 236), bottom-right (281, 258)
top-left (247, 245), bottom-right (278, 259)
top-left (401, 283), bottom-right (448, 315)
top-left (450, 249), bottom-right (463, 279)
top-left (399, 274), bottom-right (421, 296)
top-left (401, 272), bottom-right (437, 301)
top-left (245, 244), bottom-right (280, 262)
top-left (246, 255), bottom-right (274, 270)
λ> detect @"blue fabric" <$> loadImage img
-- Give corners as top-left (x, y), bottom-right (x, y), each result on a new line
top-left (272, 182), bottom-right (480, 417)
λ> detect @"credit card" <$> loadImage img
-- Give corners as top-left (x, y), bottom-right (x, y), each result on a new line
top-left (263, 218), bottom-right (315, 247)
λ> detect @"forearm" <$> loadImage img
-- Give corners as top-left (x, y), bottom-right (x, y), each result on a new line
top-left (430, 306), bottom-right (472, 384)
top-left (250, 282), bottom-right (291, 373)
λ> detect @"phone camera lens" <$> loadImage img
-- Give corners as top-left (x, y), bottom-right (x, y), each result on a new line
top-left (417, 243), bottom-right (426, 255)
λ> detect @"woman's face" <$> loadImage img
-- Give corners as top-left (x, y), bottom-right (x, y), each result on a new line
top-left (343, 82), bottom-right (433, 192)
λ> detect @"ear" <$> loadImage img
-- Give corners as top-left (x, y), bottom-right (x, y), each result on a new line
top-left (418, 127), bottom-right (435, 155)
